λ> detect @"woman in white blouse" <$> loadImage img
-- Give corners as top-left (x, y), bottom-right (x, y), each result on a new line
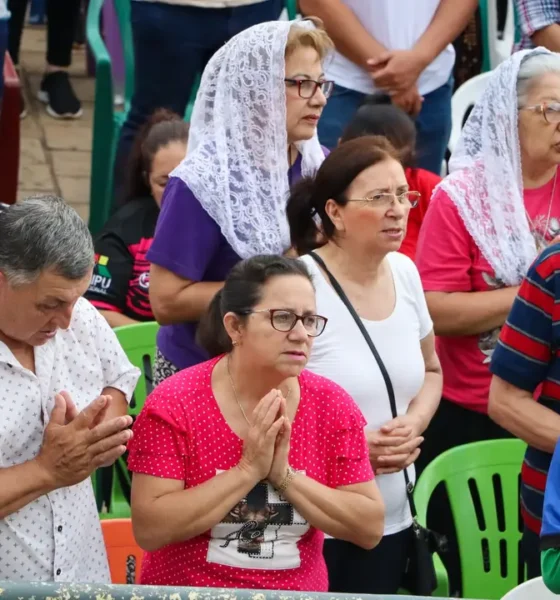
top-left (287, 135), bottom-right (443, 595)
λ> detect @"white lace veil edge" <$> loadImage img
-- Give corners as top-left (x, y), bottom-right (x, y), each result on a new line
top-left (439, 48), bottom-right (553, 285)
top-left (171, 19), bottom-right (325, 260)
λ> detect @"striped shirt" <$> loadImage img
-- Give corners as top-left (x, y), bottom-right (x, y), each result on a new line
top-left (515, 0), bottom-right (560, 49)
top-left (490, 244), bottom-right (560, 534)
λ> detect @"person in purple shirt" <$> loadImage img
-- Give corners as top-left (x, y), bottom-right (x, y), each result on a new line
top-left (147, 18), bottom-right (334, 383)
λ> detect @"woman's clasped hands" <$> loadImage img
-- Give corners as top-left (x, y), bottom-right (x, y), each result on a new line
top-left (237, 389), bottom-right (293, 488)
top-left (367, 414), bottom-right (424, 475)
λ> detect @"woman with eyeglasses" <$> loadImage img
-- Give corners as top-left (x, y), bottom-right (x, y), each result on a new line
top-left (415, 49), bottom-right (560, 593)
top-left (287, 135), bottom-right (442, 595)
top-left (146, 18), bottom-right (334, 385)
top-left (128, 254), bottom-right (384, 589)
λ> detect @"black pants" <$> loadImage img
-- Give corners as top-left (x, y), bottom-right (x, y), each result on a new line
top-left (415, 398), bottom-right (514, 596)
top-left (323, 528), bottom-right (412, 594)
top-left (8, 0), bottom-right (81, 66)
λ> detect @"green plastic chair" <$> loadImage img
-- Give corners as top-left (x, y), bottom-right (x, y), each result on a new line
top-left (95, 321), bottom-right (159, 518)
top-left (414, 439), bottom-right (527, 599)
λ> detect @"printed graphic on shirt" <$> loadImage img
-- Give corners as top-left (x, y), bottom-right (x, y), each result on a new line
top-left (207, 476), bottom-right (309, 570)
top-left (126, 240), bottom-right (153, 318)
top-left (88, 254), bottom-right (112, 295)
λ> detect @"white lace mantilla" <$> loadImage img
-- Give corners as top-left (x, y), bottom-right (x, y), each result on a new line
top-left (441, 47), bottom-right (553, 286)
top-left (172, 20), bottom-right (325, 259)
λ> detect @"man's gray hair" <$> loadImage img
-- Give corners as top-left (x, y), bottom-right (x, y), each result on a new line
top-left (517, 51), bottom-right (560, 108)
top-left (0, 195), bottom-right (94, 286)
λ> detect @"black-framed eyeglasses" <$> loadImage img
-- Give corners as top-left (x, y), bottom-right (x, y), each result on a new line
top-left (521, 101), bottom-right (560, 124)
top-left (347, 191), bottom-right (421, 209)
top-left (284, 78), bottom-right (335, 100)
top-left (242, 309), bottom-right (328, 337)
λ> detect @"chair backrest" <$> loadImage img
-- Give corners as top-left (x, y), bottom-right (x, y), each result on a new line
top-left (414, 439), bottom-right (527, 599)
top-left (114, 321), bottom-right (159, 416)
top-left (100, 518), bottom-right (144, 584)
top-left (479, 0), bottom-right (515, 72)
top-left (448, 70), bottom-right (493, 154)
top-left (501, 576), bottom-right (558, 599)
top-left (113, 0), bottom-right (134, 106)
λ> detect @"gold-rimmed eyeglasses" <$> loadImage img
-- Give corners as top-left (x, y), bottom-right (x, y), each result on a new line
top-left (520, 101), bottom-right (560, 124)
top-left (347, 191), bottom-right (421, 209)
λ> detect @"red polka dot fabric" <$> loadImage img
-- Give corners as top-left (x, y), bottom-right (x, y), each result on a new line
top-left (128, 356), bottom-right (374, 591)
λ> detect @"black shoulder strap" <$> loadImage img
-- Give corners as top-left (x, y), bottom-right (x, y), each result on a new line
top-left (309, 251), bottom-right (417, 516)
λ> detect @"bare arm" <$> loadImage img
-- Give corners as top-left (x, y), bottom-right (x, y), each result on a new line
top-left (281, 477), bottom-right (383, 549)
top-left (131, 466), bottom-right (259, 551)
top-left (149, 263), bottom-right (223, 325)
top-left (101, 387), bottom-right (129, 422)
top-left (532, 24), bottom-right (560, 51)
top-left (414, 0), bottom-right (478, 64)
top-left (489, 376), bottom-right (560, 453)
top-left (406, 332), bottom-right (442, 434)
top-left (299, 0), bottom-right (386, 66)
top-left (0, 460), bottom-right (54, 519)
top-left (425, 288), bottom-right (519, 337)
top-left (99, 310), bottom-right (139, 329)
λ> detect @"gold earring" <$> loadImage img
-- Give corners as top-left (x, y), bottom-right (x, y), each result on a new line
top-left (232, 340), bottom-right (238, 347)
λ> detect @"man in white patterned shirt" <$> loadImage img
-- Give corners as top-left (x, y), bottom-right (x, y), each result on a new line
top-left (0, 196), bottom-right (140, 582)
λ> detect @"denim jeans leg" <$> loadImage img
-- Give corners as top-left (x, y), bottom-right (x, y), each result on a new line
top-left (0, 18), bottom-right (8, 110)
top-left (112, 2), bottom-right (221, 205)
top-left (317, 83), bottom-right (367, 149)
top-left (228, 0), bottom-right (283, 35)
top-left (415, 77), bottom-right (453, 175)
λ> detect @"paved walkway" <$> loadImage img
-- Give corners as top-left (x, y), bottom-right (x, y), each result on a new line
top-left (18, 25), bottom-right (94, 222)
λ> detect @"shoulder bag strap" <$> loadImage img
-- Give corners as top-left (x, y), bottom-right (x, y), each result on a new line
top-left (309, 251), bottom-right (417, 517)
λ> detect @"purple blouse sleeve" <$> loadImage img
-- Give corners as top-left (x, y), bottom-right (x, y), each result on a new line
top-left (146, 177), bottom-right (223, 281)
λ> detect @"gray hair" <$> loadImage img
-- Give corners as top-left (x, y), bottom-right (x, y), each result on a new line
top-left (517, 51), bottom-right (560, 108)
top-left (0, 195), bottom-right (94, 286)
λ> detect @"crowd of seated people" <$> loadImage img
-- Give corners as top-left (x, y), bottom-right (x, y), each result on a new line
top-left (6, 2), bottom-right (560, 598)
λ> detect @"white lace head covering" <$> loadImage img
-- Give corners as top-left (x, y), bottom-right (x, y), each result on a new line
top-left (442, 47), bottom-right (555, 286)
top-left (171, 19), bottom-right (326, 259)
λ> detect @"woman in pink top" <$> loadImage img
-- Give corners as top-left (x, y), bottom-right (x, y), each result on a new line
top-left (415, 48), bottom-right (560, 594)
top-left (127, 255), bottom-right (383, 590)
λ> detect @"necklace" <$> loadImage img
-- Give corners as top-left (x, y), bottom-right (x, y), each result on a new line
top-left (526, 168), bottom-right (558, 253)
top-left (226, 354), bottom-right (291, 426)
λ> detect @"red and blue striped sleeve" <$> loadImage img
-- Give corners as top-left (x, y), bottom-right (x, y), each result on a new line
top-left (490, 246), bottom-right (560, 392)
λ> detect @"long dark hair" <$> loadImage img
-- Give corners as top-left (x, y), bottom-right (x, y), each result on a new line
top-left (125, 109), bottom-right (190, 202)
top-left (340, 100), bottom-right (416, 168)
top-left (197, 255), bottom-right (313, 358)
top-left (287, 135), bottom-right (400, 256)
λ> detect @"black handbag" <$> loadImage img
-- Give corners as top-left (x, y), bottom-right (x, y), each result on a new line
top-left (309, 251), bottom-right (446, 596)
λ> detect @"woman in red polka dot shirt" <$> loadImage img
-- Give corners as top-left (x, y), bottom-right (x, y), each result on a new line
top-left (127, 255), bottom-right (384, 590)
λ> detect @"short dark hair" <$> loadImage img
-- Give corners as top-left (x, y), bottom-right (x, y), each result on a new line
top-left (340, 101), bottom-right (416, 168)
top-left (197, 255), bottom-right (313, 358)
top-left (287, 135), bottom-right (400, 256)
top-left (125, 109), bottom-right (189, 202)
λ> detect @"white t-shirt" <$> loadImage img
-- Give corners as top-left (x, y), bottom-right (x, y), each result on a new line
top-left (0, 0), bottom-right (9, 20)
top-left (301, 252), bottom-right (433, 535)
top-left (326, 0), bottom-right (456, 96)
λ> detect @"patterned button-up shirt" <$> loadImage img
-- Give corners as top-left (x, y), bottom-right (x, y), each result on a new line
top-left (0, 298), bottom-right (139, 582)
top-left (515, 0), bottom-right (560, 49)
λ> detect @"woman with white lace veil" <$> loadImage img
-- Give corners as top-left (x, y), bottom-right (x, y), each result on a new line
top-left (415, 48), bottom-right (560, 593)
top-left (146, 19), bottom-right (333, 384)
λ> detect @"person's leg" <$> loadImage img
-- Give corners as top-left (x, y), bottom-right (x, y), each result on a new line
top-left (414, 77), bottom-right (453, 175)
top-left (227, 0), bottom-right (284, 37)
top-left (0, 17), bottom-right (8, 112)
top-left (521, 526), bottom-right (542, 579)
top-left (38, 0), bottom-right (82, 118)
top-left (324, 529), bottom-right (411, 594)
top-left (317, 83), bottom-right (367, 149)
top-left (112, 2), bottom-right (222, 206)
top-left (6, 0), bottom-right (27, 66)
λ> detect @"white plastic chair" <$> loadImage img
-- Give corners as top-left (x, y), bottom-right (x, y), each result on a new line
top-left (448, 71), bottom-right (493, 155)
top-left (501, 576), bottom-right (559, 599)
top-left (480, 0), bottom-right (516, 71)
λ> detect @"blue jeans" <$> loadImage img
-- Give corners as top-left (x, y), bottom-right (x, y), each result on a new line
top-left (318, 78), bottom-right (453, 175)
top-left (113, 0), bottom-right (283, 205)
top-left (0, 17), bottom-right (8, 111)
